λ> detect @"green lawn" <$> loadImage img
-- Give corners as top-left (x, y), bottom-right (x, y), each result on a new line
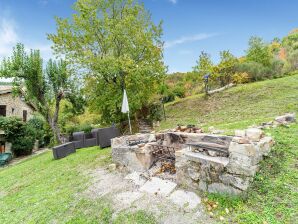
top-left (160, 74), bottom-right (298, 132)
top-left (0, 147), bottom-right (155, 224)
top-left (0, 75), bottom-right (297, 223)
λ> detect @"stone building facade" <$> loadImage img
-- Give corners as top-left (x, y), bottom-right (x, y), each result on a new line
top-left (0, 86), bottom-right (35, 153)
top-left (0, 86), bottom-right (35, 121)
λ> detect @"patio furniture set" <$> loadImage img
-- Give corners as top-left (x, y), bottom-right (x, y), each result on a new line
top-left (52, 126), bottom-right (120, 160)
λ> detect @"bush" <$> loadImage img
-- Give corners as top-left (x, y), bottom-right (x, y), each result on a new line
top-left (148, 102), bottom-right (164, 122)
top-left (11, 125), bottom-right (35, 156)
top-left (236, 61), bottom-right (271, 81)
top-left (173, 85), bottom-right (186, 98)
top-left (27, 116), bottom-right (47, 147)
top-left (232, 72), bottom-right (250, 84)
top-left (64, 123), bottom-right (93, 135)
top-left (0, 117), bottom-right (36, 156)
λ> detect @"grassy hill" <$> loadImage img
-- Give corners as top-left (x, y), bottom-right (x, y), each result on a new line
top-left (160, 73), bottom-right (298, 132)
top-left (0, 74), bottom-right (297, 223)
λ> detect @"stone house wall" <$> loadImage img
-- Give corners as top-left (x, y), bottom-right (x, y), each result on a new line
top-left (0, 92), bottom-right (34, 120)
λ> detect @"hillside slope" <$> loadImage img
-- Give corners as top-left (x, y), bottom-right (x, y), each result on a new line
top-left (160, 74), bottom-right (298, 131)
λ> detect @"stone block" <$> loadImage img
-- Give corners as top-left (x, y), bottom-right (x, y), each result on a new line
top-left (228, 141), bottom-right (259, 157)
top-left (169, 190), bottom-right (201, 210)
top-left (226, 162), bottom-right (259, 177)
top-left (229, 152), bottom-right (262, 167)
top-left (187, 166), bottom-right (200, 181)
top-left (235, 130), bottom-right (246, 138)
top-left (219, 174), bottom-right (252, 191)
top-left (232, 137), bottom-right (250, 144)
top-left (139, 177), bottom-right (177, 196)
top-left (257, 136), bottom-right (274, 156)
top-left (207, 183), bottom-right (241, 195)
top-left (246, 128), bottom-right (263, 142)
top-left (198, 180), bottom-right (207, 191)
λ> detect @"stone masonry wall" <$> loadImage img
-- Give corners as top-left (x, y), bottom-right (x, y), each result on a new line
top-left (175, 128), bottom-right (274, 195)
top-left (0, 93), bottom-right (34, 120)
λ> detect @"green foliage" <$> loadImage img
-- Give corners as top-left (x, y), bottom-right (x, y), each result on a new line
top-left (0, 43), bottom-right (80, 143)
top-left (246, 36), bottom-right (272, 67)
top-left (0, 117), bottom-right (35, 156)
top-left (49, 0), bottom-right (166, 124)
top-left (236, 61), bottom-right (271, 81)
top-left (217, 50), bottom-right (238, 86)
top-left (64, 123), bottom-right (92, 135)
top-left (193, 51), bottom-right (214, 78)
top-left (27, 115), bottom-right (47, 147)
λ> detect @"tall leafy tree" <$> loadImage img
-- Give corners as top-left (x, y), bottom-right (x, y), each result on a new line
top-left (246, 36), bottom-right (272, 67)
top-left (217, 50), bottom-right (238, 86)
top-left (193, 51), bottom-right (214, 78)
top-left (0, 43), bottom-right (78, 143)
top-left (48, 0), bottom-right (166, 123)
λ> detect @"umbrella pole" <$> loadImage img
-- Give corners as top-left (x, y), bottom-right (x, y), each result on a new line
top-left (127, 111), bottom-right (132, 134)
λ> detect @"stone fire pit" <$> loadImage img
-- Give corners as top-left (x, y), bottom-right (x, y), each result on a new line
top-left (112, 128), bottom-right (274, 195)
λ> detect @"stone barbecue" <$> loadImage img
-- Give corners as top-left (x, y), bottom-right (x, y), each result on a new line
top-left (111, 126), bottom-right (276, 195)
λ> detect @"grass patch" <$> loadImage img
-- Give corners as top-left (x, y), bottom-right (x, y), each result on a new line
top-left (160, 74), bottom-right (298, 132)
top-left (0, 147), bottom-right (157, 224)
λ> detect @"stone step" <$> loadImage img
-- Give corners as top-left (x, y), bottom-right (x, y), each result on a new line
top-left (184, 151), bottom-right (229, 167)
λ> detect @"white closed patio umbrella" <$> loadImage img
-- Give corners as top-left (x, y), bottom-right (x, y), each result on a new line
top-left (121, 89), bottom-right (132, 134)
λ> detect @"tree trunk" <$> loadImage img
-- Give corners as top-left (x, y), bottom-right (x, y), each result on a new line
top-left (47, 96), bottom-right (62, 144)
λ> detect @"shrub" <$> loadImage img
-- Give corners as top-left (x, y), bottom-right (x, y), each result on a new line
top-left (148, 102), bottom-right (164, 122)
top-left (64, 123), bottom-right (93, 135)
top-left (173, 85), bottom-right (186, 98)
top-left (0, 117), bottom-right (36, 156)
top-left (11, 125), bottom-right (35, 156)
top-left (236, 61), bottom-right (271, 81)
top-left (232, 72), bottom-right (250, 84)
top-left (27, 116), bottom-right (46, 147)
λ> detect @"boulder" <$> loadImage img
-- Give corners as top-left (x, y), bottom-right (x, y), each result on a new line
top-left (246, 128), bottom-right (264, 142)
top-left (275, 113), bottom-right (296, 124)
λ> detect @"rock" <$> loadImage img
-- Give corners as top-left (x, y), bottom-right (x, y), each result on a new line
top-left (139, 177), bottom-right (177, 196)
top-left (257, 136), bottom-right (274, 156)
top-left (246, 128), bottom-right (263, 142)
top-left (219, 174), bottom-right (252, 191)
top-left (169, 190), bottom-right (201, 210)
top-left (226, 162), bottom-right (259, 177)
top-left (199, 180), bottom-right (207, 191)
top-left (235, 130), bottom-right (246, 138)
top-left (187, 167), bottom-right (200, 181)
top-left (183, 151), bottom-right (229, 167)
top-left (108, 163), bottom-right (117, 171)
top-left (228, 141), bottom-right (260, 157)
top-left (232, 136), bottom-right (250, 144)
top-left (275, 113), bottom-right (296, 124)
top-left (229, 152), bottom-right (262, 167)
top-left (208, 183), bottom-right (241, 195)
top-left (124, 172), bottom-right (147, 186)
